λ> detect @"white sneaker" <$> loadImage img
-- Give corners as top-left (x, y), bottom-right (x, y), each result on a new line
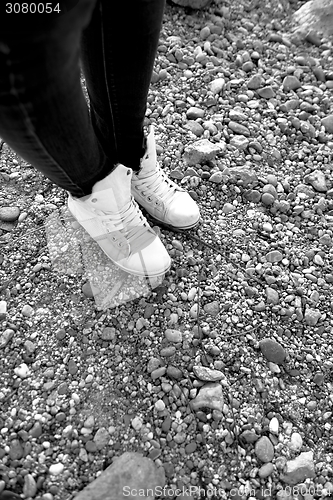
top-left (131, 126), bottom-right (200, 230)
top-left (67, 164), bottom-right (171, 277)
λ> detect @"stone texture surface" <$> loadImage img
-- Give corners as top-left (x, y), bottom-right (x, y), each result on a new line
top-left (74, 452), bottom-right (165, 500)
top-left (292, 0), bottom-right (333, 36)
top-left (280, 451), bottom-right (316, 485)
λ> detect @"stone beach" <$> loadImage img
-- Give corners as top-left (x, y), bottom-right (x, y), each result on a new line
top-left (1, 0), bottom-right (333, 499)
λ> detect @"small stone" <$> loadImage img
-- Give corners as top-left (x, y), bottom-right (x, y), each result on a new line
top-left (183, 139), bottom-right (224, 166)
top-left (186, 107), bottom-right (205, 119)
top-left (203, 300), bottom-right (220, 315)
top-left (94, 428), bottom-right (110, 450)
top-left (100, 327), bottom-right (116, 341)
top-left (0, 329), bottom-right (14, 348)
top-left (166, 365), bottom-right (182, 380)
top-left (304, 170), bottom-right (327, 192)
top-left (321, 115), bottom-right (333, 133)
top-left (22, 304), bottom-right (34, 317)
top-left (266, 250), bottom-right (283, 263)
top-left (255, 436), bottom-right (274, 463)
top-left (313, 372), bottom-right (324, 385)
top-left (280, 451), bottom-right (315, 485)
top-left (165, 329), bottom-right (182, 343)
top-left (0, 206), bottom-right (20, 222)
top-left (151, 367), bottom-right (166, 380)
top-left (259, 462), bottom-right (274, 478)
top-left (82, 282), bottom-right (94, 298)
top-left (247, 74), bottom-right (264, 90)
top-left (193, 366), bottom-right (225, 382)
top-left (228, 121), bottom-right (250, 136)
top-left (240, 430), bottom-right (259, 443)
top-left (209, 171), bottom-right (224, 184)
top-left (289, 432), bottom-right (303, 452)
top-left (23, 474), bottom-right (37, 498)
top-left (283, 75), bottom-right (301, 91)
top-left (259, 338), bottom-right (286, 365)
top-left (14, 363), bottom-right (30, 378)
top-left (261, 192), bottom-right (275, 206)
top-left (0, 300), bottom-right (7, 319)
top-left (305, 30), bottom-right (322, 46)
top-left (147, 358), bottom-right (160, 373)
top-left (68, 359), bottom-right (78, 375)
top-left (228, 166), bottom-right (258, 186)
top-left (210, 78), bottom-right (225, 94)
top-left (29, 421), bottom-right (43, 438)
top-left (230, 135), bottom-right (249, 150)
top-left (266, 287), bottom-right (279, 305)
top-left (9, 439), bottom-right (24, 459)
top-left (257, 86), bottom-right (275, 99)
top-left (131, 417), bottom-right (143, 431)
top-left (155, 400), bottom-right (165, 412)
top-left (269, 417), bottom-right (279, 435)
top-left (184, 121), bottom-right (204, 137)
top-left (190, 382), bottom-right (224, 412)
top-left (49, 463), bottom-right (64, 475)
top-left (304, 308), bottom-right (321, 326)
top-left (24, 340), bottom-right (36, 354)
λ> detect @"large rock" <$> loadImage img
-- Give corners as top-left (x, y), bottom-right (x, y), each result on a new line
top-left (183, 139), bottom-right (225, 165)
top-left (74, 452), bottom-right (165, 500)
top-left (292, 0), bottom-right (333, 36)
top-left (190, 382), bottom-right (224, 411)
top-left (280, 451), bottom-right (316, 485)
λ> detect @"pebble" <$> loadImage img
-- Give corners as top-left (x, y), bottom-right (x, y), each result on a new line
top-left (255, 436), bottom-right (274, 463)
top-left (183, 139), bottom-right (222, 165)
top-left (304, 308), bottom-right (321, 326)
top-left (288, 432), bottom-right (303, 452)
top-left (209, 171), bottom-right (224, 184)
top-left (190, 382), bottom-right (224, 412)
top-left (155, 400), bottom-right (165, 412)
top-left (49, 463), bottom-right (64, 475)
top-left (266, 287), bottom-right (279, 305)
top-left (186, 107), bottom-right (205, 119)
top-left (68, 359), bottom-right (78, 375)
top-left (23, 474), bottom-right (37, 498)
top-left (265, 250), bottom-right (283, 263)
top-left (0, 329), bottom-right (14, 348)
top-left (269, 417), bottom-right (279, 435)
top-left (14, 363), bottom-right (30, 378)
top-left (261, 192), bottom-right (275, 206)
top-left (283, 75), bottom-right (301, 91)
top-left (258, 462), bottom-right (274, 478)
top-left (280, 451), bottom-right (315, 485)
top-left (94, 427), bottom-right (110, 450)
top-left (203, 300), bottom-right (220, 315)
top-left (0, 206), bottom-right (20, 222)
top-left (82, 282), bottom-right (94, 298)
top-left (9, 439), bottom-right (24, 459)
top-left (304, 170), bottom-right (327, 192)
top-left (166, 365), bottom-right (182, 380)
top-left (165, 329), bottom-right (182, 343)
top-left (247, 75), bottom-right (264, 90)
top-left (193, 366), bottom-right (225, 382)
top-left (321, 114), bottom-right (333, 133)
top-left (22, 304), bottom-right (34, 317)
top-left (259, 338), bottom-right (286, 365)
top-left (228, 121), bottom-right (250, 137)
top-left (210, 78), bottom-right (225, 94)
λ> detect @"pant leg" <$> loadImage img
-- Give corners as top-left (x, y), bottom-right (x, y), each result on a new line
top-left (80, 0), bottom-right (166, 171)
top-left (0, 0), bottom-right (113, 197)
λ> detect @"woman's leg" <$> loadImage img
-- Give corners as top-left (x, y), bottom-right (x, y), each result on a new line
top-left (0, 0), bottom-right (114, 198)
top-left (80, 0), bottom-right (166, 172)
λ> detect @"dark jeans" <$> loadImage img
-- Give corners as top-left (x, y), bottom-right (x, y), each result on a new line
top-left (0, 0), bottom-right (165, 197)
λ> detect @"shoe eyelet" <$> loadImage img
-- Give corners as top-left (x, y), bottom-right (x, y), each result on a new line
top-left (147, 196), bottom-right (152, 202)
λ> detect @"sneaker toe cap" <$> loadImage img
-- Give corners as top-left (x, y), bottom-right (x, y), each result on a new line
top-left (167, 194), bottom-right (200, 228)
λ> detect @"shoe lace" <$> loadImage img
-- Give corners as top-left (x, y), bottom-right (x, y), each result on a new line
top-left (96, 198), bottom-right (154, 252)
top-left (135, 167), bottom-right (179, 205)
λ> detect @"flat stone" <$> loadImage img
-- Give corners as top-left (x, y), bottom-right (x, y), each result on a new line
top-left (190, 382), bottom-right (224, 412)
top-left (183, 139), bottom-right (224, 165)
top-left (321, 114), bottom-right (333, 133)
top-left (247, 74), bottom-right (264, 90)
top-left (193, 366), bottom-right (225, 382)
top-left (283, 75), bottom-right (302, 91)
top-left (227, 166), bottom-right (258, 186)
top-left (230, 135), bottom-right (249, 150)
top-left (257, 86), bottom-right (275, 99)
top-left (266, 250), bottom-right (283, 263)
top-left (184, 121), bottom-right (204, 137)
top-left (304, 308), bottom-right (321, 326)
top-left (255, 436), bottom-right (274, 463)
top-left (0, 206), bottom-right (20, 222)
top-left (259, 338), bottom-right (286, 365)
top-left (74, 452), bottom-right (165, 500)
top-left (165, 329), bottom-right (183, 343)
top-left (147, 358), bottom-right (160, 373)
top-left (23, 474), bottom-right (37, 498)
top-left (304, 170), bottom-right (327, 192)
top-left (203, 301), bottom-right (220, 316)
top-left (209, 171), bottom-right (224, 184)
top-left (9, 439), bottom-right (24, 460)
top-left (280, 451), bottom-right (315, 485)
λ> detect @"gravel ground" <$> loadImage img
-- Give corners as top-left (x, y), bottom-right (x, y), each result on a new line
top-left (1, 0), bottom-right (333, 499)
